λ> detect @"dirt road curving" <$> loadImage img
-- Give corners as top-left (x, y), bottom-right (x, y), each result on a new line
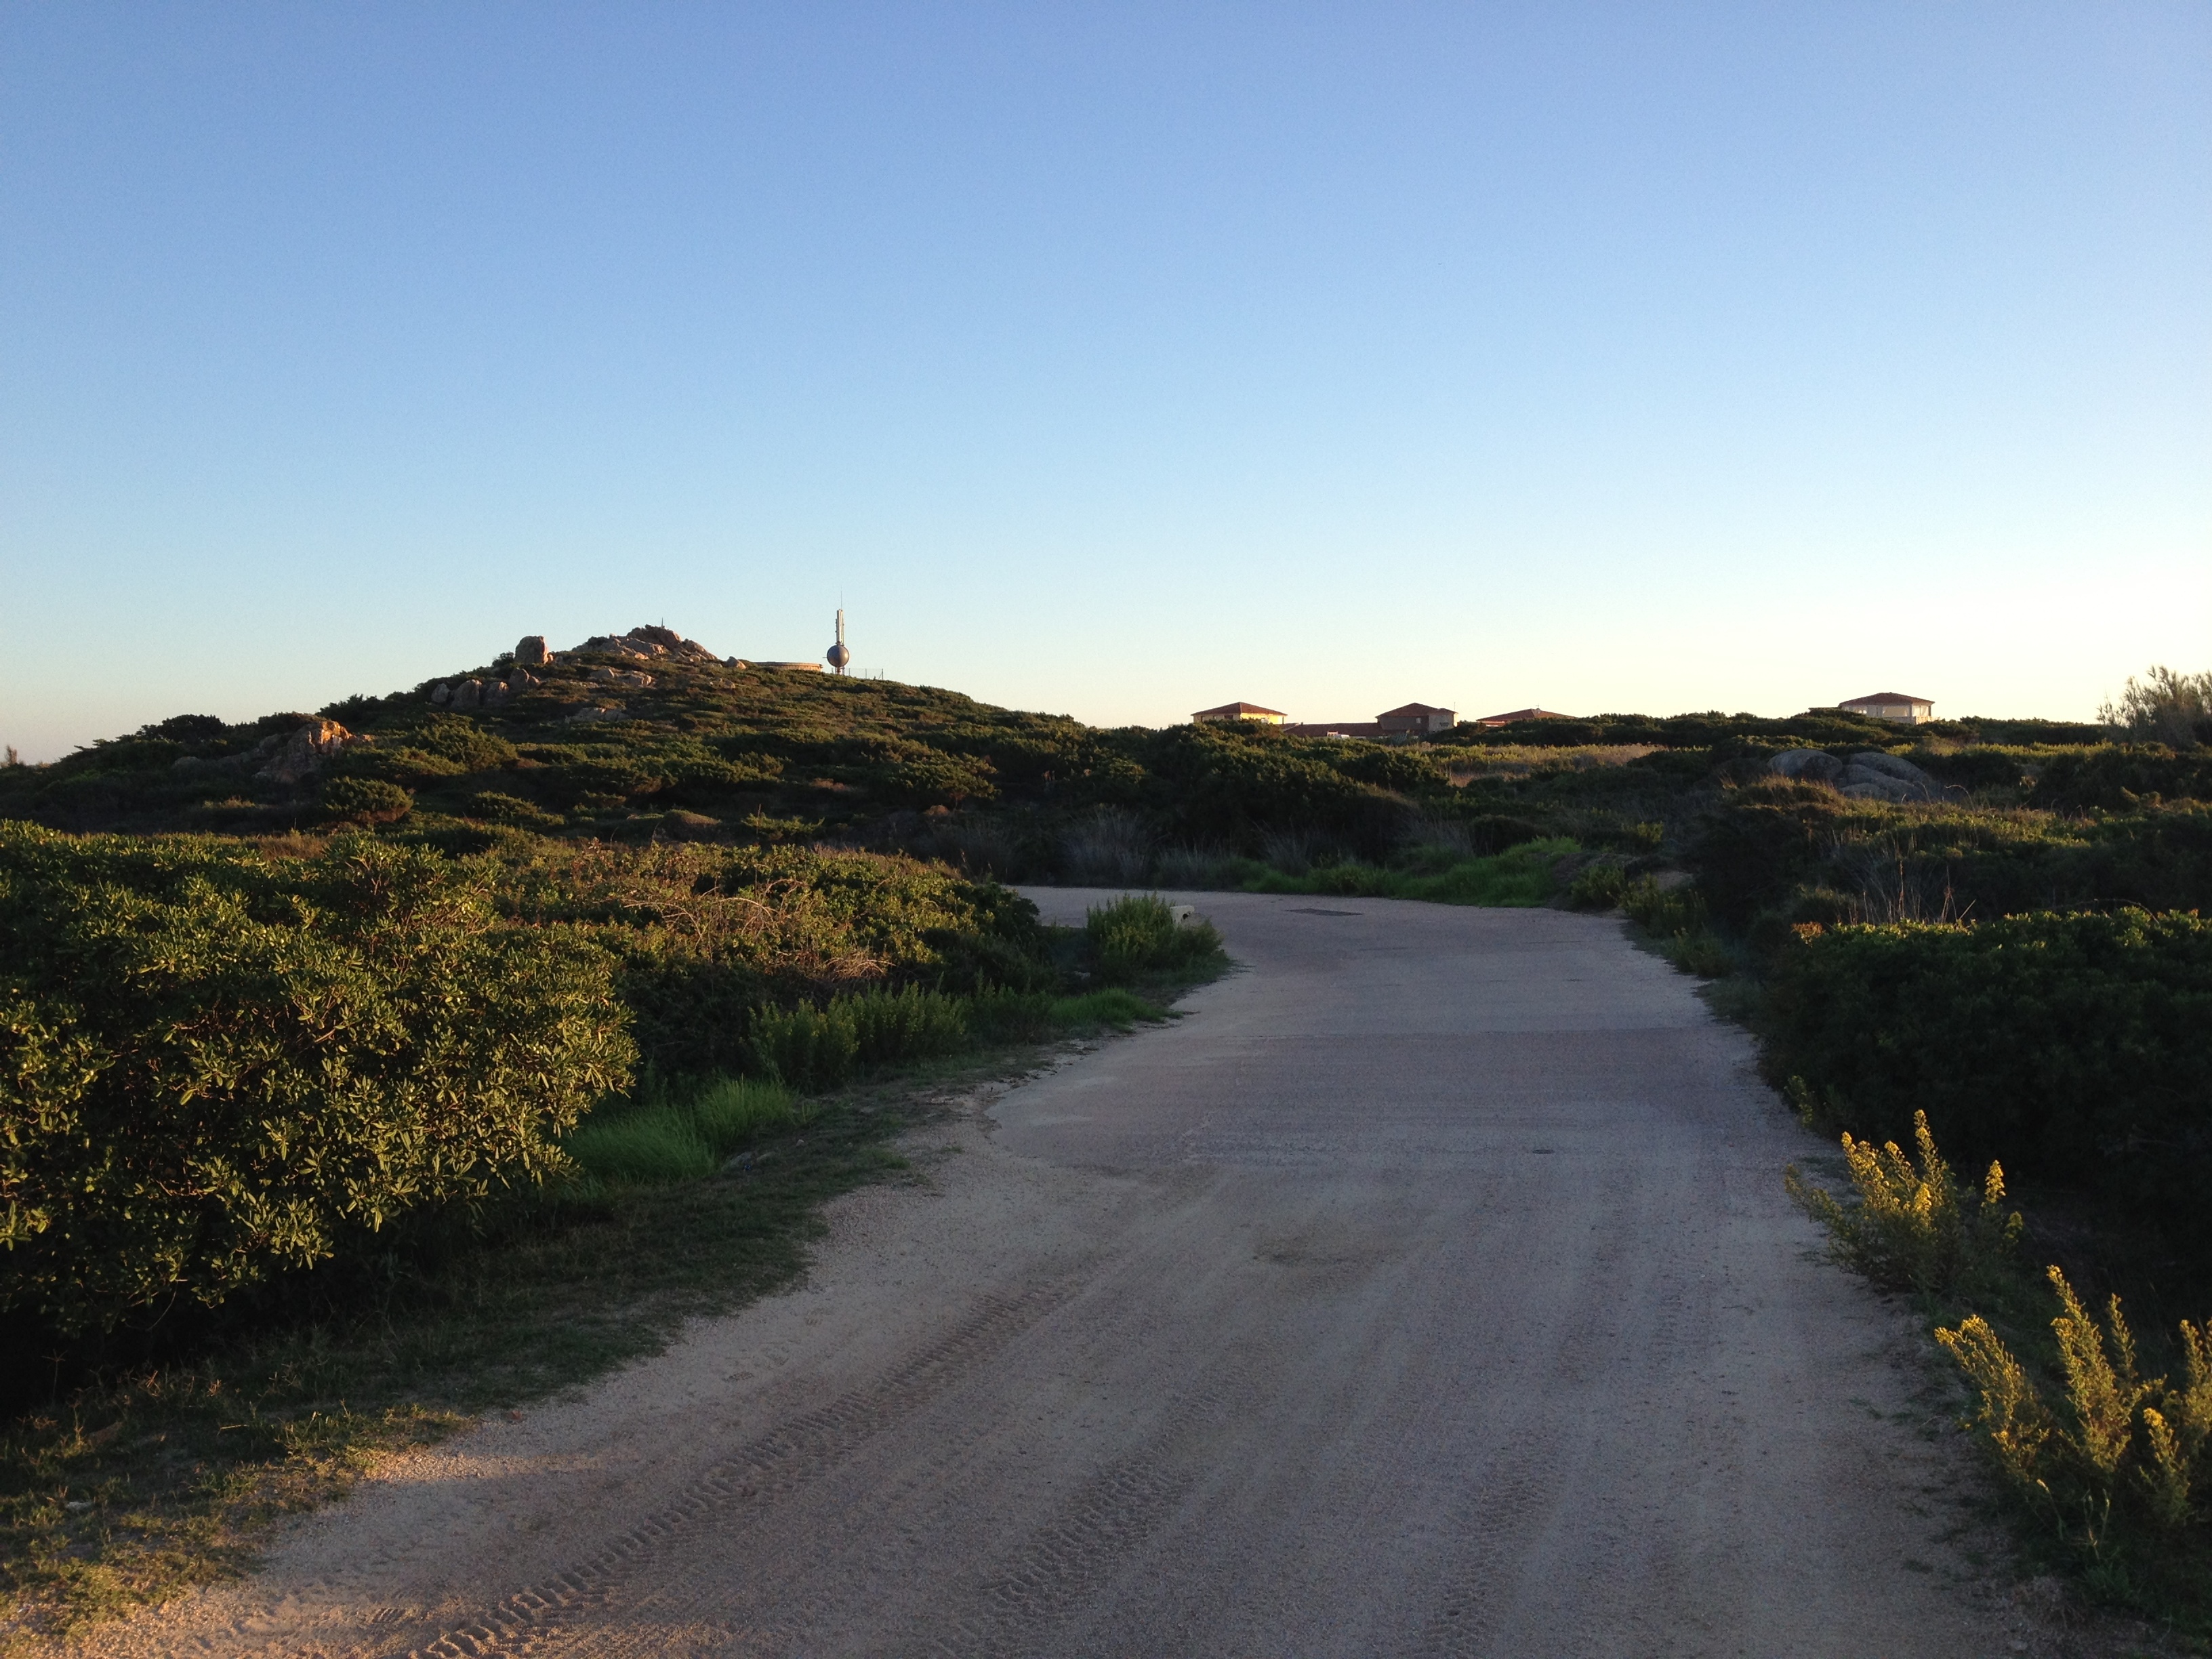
top-left (74, 893), bottom-right (2016, 1658)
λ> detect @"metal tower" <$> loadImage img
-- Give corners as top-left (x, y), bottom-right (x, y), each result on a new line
top-left (826, 609), bottom-right (851, 675)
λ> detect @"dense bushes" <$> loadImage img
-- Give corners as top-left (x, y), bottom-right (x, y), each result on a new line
top-left (1765, 910), bottom-right (2212, 1262)
top-left (1685, 783), bottom-right (2212, 933)
top-left (0, 825), bottom-right (634, 1334)
top-left (483, 839), bottom-right (1054, 1079)
top-left (2030, 745), bottom-right (2212, 811)
top-left (320, 776), bottom-right (413, 823)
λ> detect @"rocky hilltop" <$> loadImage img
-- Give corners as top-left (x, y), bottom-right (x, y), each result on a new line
top-left (426, 626), bottom-right (738, 714)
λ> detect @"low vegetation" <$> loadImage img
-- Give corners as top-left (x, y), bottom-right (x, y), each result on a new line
top-left (5, 631), bottom-right (2209, 1631)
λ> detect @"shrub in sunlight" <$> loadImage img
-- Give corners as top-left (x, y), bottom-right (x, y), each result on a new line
top-left (1785, 1109), bottom-right (2021, 1298)
top-left (0, 825), bottom-right (633, 1332)
top-left (1939, 1269), bottom-right (2212, 1538)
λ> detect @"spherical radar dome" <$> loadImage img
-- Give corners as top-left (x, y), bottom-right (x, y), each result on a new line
top-left (827, 641), bottom-right (851, 669)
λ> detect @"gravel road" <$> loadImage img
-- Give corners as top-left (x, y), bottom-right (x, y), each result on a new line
top-left (75, 893), bottom-right (2022, 1658)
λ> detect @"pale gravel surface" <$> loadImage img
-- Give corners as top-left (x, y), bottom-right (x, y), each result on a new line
top-left (60, 893), bottom-right (2106, 1658)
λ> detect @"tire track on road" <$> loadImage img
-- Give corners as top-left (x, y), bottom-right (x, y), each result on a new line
top-left (396, 1282), bottom-right (1078, 1659)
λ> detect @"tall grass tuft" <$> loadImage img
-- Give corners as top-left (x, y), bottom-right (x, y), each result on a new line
top-left (562, 1076), bottom-right (811, 1187)
top-left (749, 985), bottom-right (970, 1090)
top-left (1062, 808), bottom-right (1153, 884)
top-left (1786, 1109), bottom-right (2022, 1298)
top-left (690, 1076), bottom-right (812, 1153)
top-left (564, 1113), bottom-right (718, 1185)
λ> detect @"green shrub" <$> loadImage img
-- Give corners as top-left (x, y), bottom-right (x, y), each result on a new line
top-left (968, 986), bottom-right (1057, 1042)
top-left (963, 985), bottom-right (1175, 1041)
top-left (2103, 665), bottom-right (2212, 749)
top-left (319, 776), bottom-right (413, 824)
top-left (407, 712), bottom-right (518, 773)
top-left (1462, 815), bottom-right (1547, 854)
top-left (1765, 909), bottom-right (2212, 1265)
top-left (1085, 894), bottom-right (1225, 982)
top-left (469, 790), bottom-right (562, 829)
top-left (1392, 840), bottom-right (1567, 905)
top-left (1568, 861), bottom-right (1629, 909)
top-left (0, 825), bottom-right (634, 1333)
top-left (748, 1000), bottom-right (863, 1091)
top-left (337, 745), bottom-right (469, 784)
top-left (1300, 861), bottom-right (1394, 897)
top-left (844, 984), bottom-right (968, 1065)
top-left (1614, 878), bottom-right (1731, 976)
top-left (2032, 746), bottom-right (2212, 811)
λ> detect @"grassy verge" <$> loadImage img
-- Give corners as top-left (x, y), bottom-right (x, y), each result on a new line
top-left (0, 981), bottom-right (1203, 1645)
top-left (1216, 837), bottom-right (1574, 905)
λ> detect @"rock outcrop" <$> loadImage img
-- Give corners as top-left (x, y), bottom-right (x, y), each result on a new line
top-left (254, 719), bottom-right (367, 785)
top-left (580, 634), bottom-right (665, 661)
top-left (1768, 747), bottom-right (1940, 802)
top-left (422, 627), bottom-right (712, 708)
top-left (1769, 748), bottom-right (1843, 783)
top-left (430, 669), bottom-right (537, 708)
top-left (575, 626), bottom-right (721, 663)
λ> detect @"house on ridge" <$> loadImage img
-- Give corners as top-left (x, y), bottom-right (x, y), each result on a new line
top-left (1193, 701), bottom-right (1288, 725)
top-left (1284, 701), bottom-right (1457, 739)
top-left (1837, 692), bottom-right (1933, 725)
top-left (1377, 702), bottom-right (1457, 735)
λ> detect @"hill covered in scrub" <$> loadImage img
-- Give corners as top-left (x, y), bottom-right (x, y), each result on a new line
top-left (3, 621), bottom-right (2203, 943)
top-left (0, 621), bottom-right (2128, 880)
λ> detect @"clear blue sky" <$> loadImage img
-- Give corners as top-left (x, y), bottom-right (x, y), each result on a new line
top-left (3, 2), bottom-right (2207, 759)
